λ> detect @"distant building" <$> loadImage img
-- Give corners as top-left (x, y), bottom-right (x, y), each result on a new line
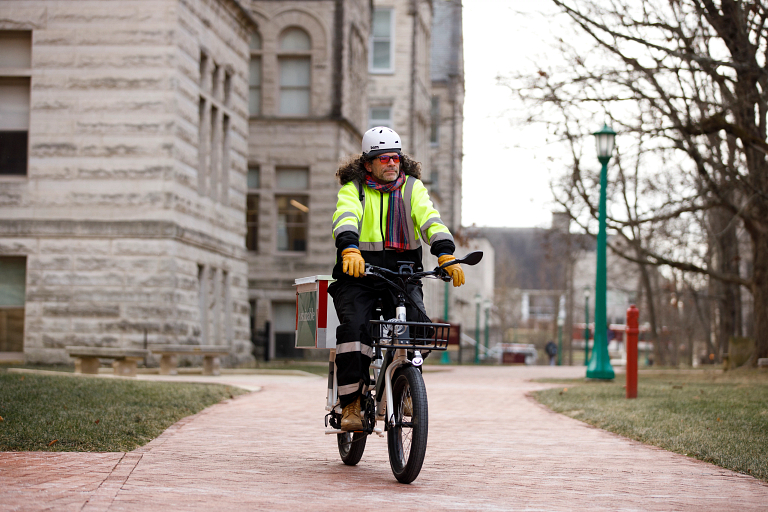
top-left (476, 217), bottom-right (643, 358)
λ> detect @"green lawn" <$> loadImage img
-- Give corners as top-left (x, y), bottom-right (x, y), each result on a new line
top-left (533, 369), bottom-right (768, 481)
top-left (0, 372), bottom-right (248, 452)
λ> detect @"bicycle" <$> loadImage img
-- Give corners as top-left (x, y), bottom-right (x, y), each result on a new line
top-left (323, 251), bottom-right (483, 483)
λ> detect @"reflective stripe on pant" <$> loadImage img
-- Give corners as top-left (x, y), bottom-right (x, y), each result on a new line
top-left (329, 278), bottom-right (429, 409)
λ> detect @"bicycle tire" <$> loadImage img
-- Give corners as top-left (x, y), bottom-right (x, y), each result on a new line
top-left (387, 365), bottom-right (428, 483)
top-left (337, 430), bottom-right (366, 465)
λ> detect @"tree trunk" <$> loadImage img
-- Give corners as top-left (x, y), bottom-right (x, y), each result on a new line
top-left (710, 206), bottom-right (742, 358)
top-left (751, 229), bottom-right (768, 363)
top-left (637, 257), bottom-right (661, 365)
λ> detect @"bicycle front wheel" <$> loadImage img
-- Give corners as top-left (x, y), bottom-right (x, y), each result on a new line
top-left (387, 365), bottom-right (428, 483)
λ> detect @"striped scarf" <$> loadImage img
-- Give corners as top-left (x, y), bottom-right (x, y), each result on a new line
top-left (365, 171), bottom-right (409, 251)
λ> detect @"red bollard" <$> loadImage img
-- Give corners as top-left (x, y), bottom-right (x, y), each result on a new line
top-left (626, 305), bottom-right (639, 399)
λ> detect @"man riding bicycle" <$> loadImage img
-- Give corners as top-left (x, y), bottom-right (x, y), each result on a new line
top-left (328, 126), bottom-right (466, 431)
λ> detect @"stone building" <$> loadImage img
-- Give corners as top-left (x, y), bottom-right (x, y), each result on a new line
top-left (0, 0), bottom-right (475, 365)
top-left (244, 0), bottom-right (372, 359)
top-left (367, 0), bottom-right (432, 164)
top-left (0, 0), bottom-right (257, 364)
top-left (427, 0), bottom-right (463, 233)
top-left (246, 0), bottom-right (476, 360)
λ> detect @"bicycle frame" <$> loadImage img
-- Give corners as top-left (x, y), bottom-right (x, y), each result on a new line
top-left (326, 271), bottom-right (441, 432)
top-left (324, 250), bottom-right (483, 434)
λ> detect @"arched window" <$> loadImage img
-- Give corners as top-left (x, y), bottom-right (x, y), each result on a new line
top-left (249, 32), bottom-right (262, 116)
top-left (278, 27), bottom-right (311, 116)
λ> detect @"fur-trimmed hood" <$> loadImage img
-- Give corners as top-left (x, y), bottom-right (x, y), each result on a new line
top-left (336, 154), bottom-right (422, 185)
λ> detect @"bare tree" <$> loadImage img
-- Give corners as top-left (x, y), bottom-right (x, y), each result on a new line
top-left (503, 0), bottom-right (768, 364)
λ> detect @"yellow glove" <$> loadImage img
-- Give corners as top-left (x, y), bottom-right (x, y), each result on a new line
top-left (438, 254), bottom-right (465, 287)
top-left (342, 247), bottom-right (365, 278)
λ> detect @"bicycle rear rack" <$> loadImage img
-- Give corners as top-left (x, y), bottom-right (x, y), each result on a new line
top-left (369, 320), bottom-right (450, 351)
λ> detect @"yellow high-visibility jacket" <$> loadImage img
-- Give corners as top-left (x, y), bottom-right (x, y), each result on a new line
top-left (331, 176), bottom-right (455, 278)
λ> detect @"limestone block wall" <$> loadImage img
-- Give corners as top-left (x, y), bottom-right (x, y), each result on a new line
top-left (172, 0), bottom-right (253, 247)
top-left (0, 0), bottom-right (254, 364)
top-left (428, 79), bottom-right (463, 232)
top-left (338, 0), bottom-right (371, 132)
top-left (247, 120), bottom-right (359, 359)
top-left (10, 228), bottom-right (249, 365)
top-left (368, 0), bottom-right (432, 165)
top-left (246, 120), bottom-right (357, 286)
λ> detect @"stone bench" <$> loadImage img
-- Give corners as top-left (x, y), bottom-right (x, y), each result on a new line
top-left (758, 358), bottom-right (768, 370)
top-left (65, 346), bottom-right (149, 377)
top-left (148, 345), bottom-right (230, 376)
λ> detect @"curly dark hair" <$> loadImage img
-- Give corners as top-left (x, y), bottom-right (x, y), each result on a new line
top-left (336, 153), bottom-right (422, 185)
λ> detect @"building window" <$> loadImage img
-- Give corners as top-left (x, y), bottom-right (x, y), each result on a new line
top-left (0, 256), bottom-right (26, 352)
top-left (198, 264), bottom-right (209, 344)
top-left (273, 301), bottom-right (302, 359)
top-left (198, 96), bottom-right (208, 193)
top-left (249, 32), bottom-right (262, 116)
top-left (199, 51), bottom-right (209, 88)
top-left (197, 49), bottom-right (233, 201)
top-left (0, 31), bottom-right (32, 176)
top-left (211, 62), bottom-right (221, 100)
top-left (246, 167), bottom-right (260, 251)
top-left (278, 28), bottom-right (311, 116)
top-left (221, 114), bottom-right (230, 201)
top-left (369, 106), bottom-right (392, 129)
top-left (209, 104), bottom-right (219, 195)
top-left (370, 9), bottom-right (394, 72)
top-left (430, 96), bottom-right (440, 145)
top-left (275, 167), bottom-right (309, 252)
top-left (224, 69), bottom-right (233, 107)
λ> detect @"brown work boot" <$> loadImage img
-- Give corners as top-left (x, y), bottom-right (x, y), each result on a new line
top-left (341, 396), bottom-right (363, 431)
top-left (403, 396), bottom-right (413, 417)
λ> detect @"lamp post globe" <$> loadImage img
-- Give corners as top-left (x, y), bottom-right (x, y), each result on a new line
top-left (587, 124), bottom-right (616, 380)
top-left (483, 300), bottom-right (492, 354)
top-left (594, 123), bottom-right (617, 161)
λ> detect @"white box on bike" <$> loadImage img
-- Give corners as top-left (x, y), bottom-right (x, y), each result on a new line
top-left (294, 275), bottom-right (339, 349)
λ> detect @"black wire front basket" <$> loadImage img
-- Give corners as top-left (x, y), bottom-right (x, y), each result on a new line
top-left (369, 320), bottom-right (450, 351)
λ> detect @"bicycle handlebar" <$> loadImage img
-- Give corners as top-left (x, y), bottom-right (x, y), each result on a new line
top-left (363, 251), bottom-right (484, 285)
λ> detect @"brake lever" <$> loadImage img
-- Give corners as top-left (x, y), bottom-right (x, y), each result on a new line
top-left (433, 266), bottom-right (452, 282)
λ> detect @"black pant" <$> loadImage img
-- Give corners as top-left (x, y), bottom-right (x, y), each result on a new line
top-left (329, 278), bottom-right (428, 408)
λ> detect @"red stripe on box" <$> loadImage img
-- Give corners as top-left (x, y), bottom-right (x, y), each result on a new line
top-left (295, 291), bottom-right (299, 329)
top-left (318, 280), bottom-right (328, 329)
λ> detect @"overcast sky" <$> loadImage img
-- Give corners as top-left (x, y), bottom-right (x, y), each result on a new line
top-left (461, 1), bottom-right (567, 229)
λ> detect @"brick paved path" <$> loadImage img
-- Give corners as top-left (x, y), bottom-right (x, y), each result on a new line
top-left (2, 366), bottom-right (767, 511)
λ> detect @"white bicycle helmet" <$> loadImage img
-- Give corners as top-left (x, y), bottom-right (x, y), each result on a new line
top-left (362, 126), bottom-right (401, 158)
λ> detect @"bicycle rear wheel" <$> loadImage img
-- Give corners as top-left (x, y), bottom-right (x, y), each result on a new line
top-left (387, 365), bottom-right (428, 483)
top-left (337, 430), bottom-right (366, 465)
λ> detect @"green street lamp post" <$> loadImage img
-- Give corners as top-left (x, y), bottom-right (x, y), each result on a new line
top-left (586, 124), bottom-right (616, 380)
top-left (484, 300), bottom-right (491, 353)
top-left (584, 287), bottom-right (591, 365)
top-left (441, 281), bottom-right (451, 364)
top-left (474, 294), bottom-right (481, 364)
top-left (557, 316), bottom-right (564, 366)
